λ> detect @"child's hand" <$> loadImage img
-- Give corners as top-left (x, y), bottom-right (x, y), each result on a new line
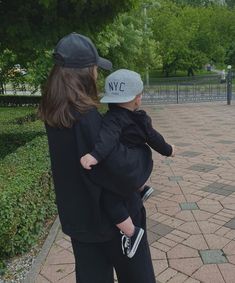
top-left (171, 145), bottom-right (176, 157)
top-left (80, 154), bottom-right (98, 170)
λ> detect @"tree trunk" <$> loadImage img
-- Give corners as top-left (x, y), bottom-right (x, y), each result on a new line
top-left (187, 67), bottom-right (194, 77)
top-left (0, 79), bottom-right (5, 94)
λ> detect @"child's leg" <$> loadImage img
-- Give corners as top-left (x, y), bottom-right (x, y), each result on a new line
top-left (101, 191), bottom-right (130, 227)
top-left (116, 216), bottom-right (135, 237)
top-left (138, 184), bottom-right (145, 192)
top-left (102, 190), bottom-right (135, 236)
top-left (101, 191), bottom-right (144, 258)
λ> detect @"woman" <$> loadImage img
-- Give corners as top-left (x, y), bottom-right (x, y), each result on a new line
top-left (39, 32), bottom-right (156, 283)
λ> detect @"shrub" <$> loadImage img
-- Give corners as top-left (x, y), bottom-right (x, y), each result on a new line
top-left (0, 135), bottom-right (56, 259)
top-left (0, 108), bottom-right (45, 159)
top-left (0, 120), bottom-right (45, 160)
top-left (11, 112), bottom-right (38, 124)
top-left (0, 95), bottom-right (41, 107)
top-left (0, 107), bottom-right (36, 121)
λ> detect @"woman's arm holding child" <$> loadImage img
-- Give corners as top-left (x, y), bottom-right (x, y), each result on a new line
top-left (80, 113), bottom-right (122, 169)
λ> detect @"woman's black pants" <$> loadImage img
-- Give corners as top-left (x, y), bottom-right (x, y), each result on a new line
top-left (71, 207), bottom-right (156, 283)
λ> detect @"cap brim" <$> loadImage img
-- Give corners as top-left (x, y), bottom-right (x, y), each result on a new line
top-left (97, 57), bottom-right (112, 70)
top-left (100, 95), bottom-right (136, 103)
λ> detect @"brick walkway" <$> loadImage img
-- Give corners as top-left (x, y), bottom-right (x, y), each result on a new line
top-left (35, 103), bottom-right (235, 283)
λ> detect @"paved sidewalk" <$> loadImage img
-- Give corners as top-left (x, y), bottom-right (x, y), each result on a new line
top-left (35, 102), bottom-right (235, 283)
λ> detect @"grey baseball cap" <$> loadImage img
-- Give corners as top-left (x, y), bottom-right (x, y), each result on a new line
top-left (100, 69), bottom-right (144, 103)
top-left (53, 32), bottom-right (112, 70)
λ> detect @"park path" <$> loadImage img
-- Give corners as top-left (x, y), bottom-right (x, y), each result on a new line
top-left (35, 102), bottom-right (235, 283)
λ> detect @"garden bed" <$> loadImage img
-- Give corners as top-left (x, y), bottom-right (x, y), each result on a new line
top-left (0, 107), bottom-right (57, 280)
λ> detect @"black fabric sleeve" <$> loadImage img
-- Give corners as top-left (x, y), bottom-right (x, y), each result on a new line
top-left (73, 108), bottom-right (104, 160)
top-left (147, 129), bottom-right (173, 156)
top-left (144, 114), bottom-right (172, 156)
top-left (90, 114), bottom-right (122, 162)
top-left (75, 109), bottom-right (153, 198)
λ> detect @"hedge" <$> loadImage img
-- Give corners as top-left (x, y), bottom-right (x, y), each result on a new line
top-left (0, 135), bottom-right (56, 259)
top-left (0, 95), bottom-right (41, 107)
top-left (0, 107), bottom-right (36, 121)
top-left (0, 120), bottom-right (45, 160)
top-left (0, 108), bottom-right (45, 160)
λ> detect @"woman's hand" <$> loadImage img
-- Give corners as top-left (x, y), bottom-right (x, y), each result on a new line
top-left (80, 154), bottom-right (98, 170)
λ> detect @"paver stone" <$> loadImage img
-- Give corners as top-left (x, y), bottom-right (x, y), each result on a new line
top-left (169, 257), bottom-right (203, 276)
top-left (218, 263), bottom-right (235, 283)
top-left (192, 264), bottom-right (225, 283)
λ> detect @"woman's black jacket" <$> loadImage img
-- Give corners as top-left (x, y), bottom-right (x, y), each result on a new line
top-left (45, 108), bottom-right (153, 242)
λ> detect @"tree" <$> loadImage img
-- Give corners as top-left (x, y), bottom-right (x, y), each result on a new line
top-left (25, 50), bottom-right (53, 93)
top-left (171, 0), bottom-right (226, 6)
top-left (225, 43), bottom-right (235, 65)
top-left (95, 5), bottom-right (160, 81)
top-left (0, 50), bottom-right (17, 94)
top-left (151, 0), bottom-right (235, 75)
top-left (0, 0), bottom-right (139, 65)
top-left (151, 1), bottom-right (202, 76)
top-left (225, 0), bottom-right (235, 8)
top-left (0, 0), bottom-right (142, 91)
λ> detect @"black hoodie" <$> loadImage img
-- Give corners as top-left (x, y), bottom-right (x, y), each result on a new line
top-left (45, 108), bottom-right (153, 242)
top-left (90, 105), bottom-right (173, 162)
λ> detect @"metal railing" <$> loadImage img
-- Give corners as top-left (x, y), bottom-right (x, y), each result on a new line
top-left (142, 83), bottom-right (234, 104)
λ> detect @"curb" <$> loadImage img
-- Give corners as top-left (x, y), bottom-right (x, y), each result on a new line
top-left (23, 216), bottom-right (60, 283)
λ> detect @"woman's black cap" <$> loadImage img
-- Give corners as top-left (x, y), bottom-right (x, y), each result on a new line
top-left (53, 32), bottom-right (112, 70)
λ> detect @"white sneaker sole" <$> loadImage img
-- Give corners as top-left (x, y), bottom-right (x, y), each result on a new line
top-left (127, 228), bottom-right (144, 258)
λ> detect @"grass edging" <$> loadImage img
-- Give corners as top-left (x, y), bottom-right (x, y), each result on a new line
top-left (22, 216), bottom-right (60, 283)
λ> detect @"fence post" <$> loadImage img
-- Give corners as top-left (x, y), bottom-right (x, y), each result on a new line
top-left (176, 84), bottom-right (179, 104)
top-left (227, 66), bottom-right (232, 105)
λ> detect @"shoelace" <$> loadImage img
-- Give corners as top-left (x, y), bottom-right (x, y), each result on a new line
top-left (121, 234), bottom-right (130, 255)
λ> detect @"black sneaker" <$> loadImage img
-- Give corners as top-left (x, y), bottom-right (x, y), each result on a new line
top-left (140, 185), bottom-right (154, 202)
top-left (121, 227), bottom-right (144, 258)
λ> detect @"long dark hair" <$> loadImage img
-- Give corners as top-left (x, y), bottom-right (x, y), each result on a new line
top-left (38, 65), bottom-right (98, 128)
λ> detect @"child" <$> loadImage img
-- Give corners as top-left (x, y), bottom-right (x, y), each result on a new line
top-left (80, 69), bottom-right (175, 258)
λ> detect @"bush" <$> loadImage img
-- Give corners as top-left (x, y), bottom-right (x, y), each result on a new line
top-left (11, 112), bottom-right (38, 124)
top-left (0, 135), bottom-right (56, 259)
top-left (0, 107), bottom-right (36, 121)
top-left (0, 121), bottom-right (45, 160)
top-left (0, 95), bottom-right (41, 107)
top-left (0, 107), bottom-right (45, 159)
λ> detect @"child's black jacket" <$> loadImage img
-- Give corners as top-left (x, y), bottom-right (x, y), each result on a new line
top-left (91, 105), bottom-right (172, 162)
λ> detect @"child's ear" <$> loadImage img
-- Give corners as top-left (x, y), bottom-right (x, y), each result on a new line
top-left (134, 96), bottom-right (140, 106)
top-left (135, 94), bottom-right (142, 104)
